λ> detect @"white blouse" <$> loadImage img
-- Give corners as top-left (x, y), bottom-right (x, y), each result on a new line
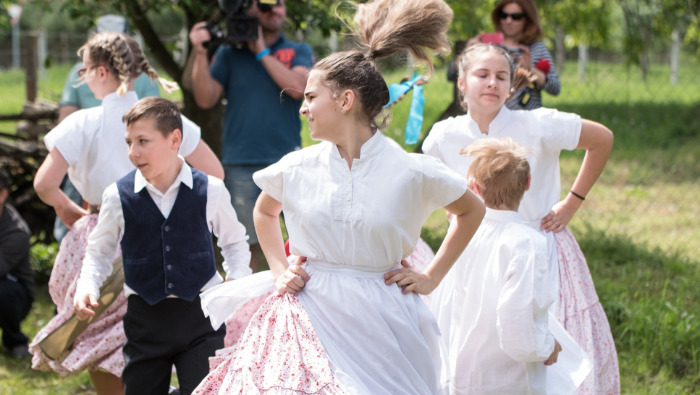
top-left (422, 106), bottom-right (581, 222)
top-left (43, 91), bottom-right (201, 206)
top-left (429, 208), bottom-right (554, 394)
top-left (253, 131), bottom-right (468, 271)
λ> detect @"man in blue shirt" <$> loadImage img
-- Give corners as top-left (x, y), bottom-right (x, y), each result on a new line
top-left (189, 0), bottom-right (313, 271)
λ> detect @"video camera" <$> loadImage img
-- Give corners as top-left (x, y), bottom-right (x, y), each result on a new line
top-left (205, 0), bottom-right (280, 47)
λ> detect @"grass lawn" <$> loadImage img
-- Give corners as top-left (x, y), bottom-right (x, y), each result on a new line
top-left (1, 57), bottom-right (699, 393)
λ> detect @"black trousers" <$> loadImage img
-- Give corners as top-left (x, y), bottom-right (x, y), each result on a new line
top-left (122, 294), bottom-right (225, 395)
top-left (0, 277), bottom-right (33, 350)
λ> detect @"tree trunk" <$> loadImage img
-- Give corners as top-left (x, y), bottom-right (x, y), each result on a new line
top-left (555, 26), bottom-right (565, 73)
top-left (181, 90), bottom-right (225, 159)
top-left (670, 27), bottom-right (680, 85)
top-left (640, 26), bottom-right (650, 82)
top-left (578, 42), bottom-right (587, 82)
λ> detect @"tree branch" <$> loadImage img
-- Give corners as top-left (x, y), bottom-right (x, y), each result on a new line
top-left (121, 0), bottom-right (183, 83)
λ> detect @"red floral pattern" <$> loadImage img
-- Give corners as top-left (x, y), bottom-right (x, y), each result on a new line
top-left (194, 292), bottom-right (347, 394)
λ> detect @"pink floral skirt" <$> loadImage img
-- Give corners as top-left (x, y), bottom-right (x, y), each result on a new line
top-left (554, 228), bottom-right (620, 394)
top-left (29, 214), bottom-right (127, 377)
top-left (195, 293), bottom-right (347, 394)
top-left (198, 242), bottom-right (443, 394)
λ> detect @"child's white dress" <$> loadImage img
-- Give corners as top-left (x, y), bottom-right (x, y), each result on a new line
top-left (29, 92), bottom-right (201, 376)
top-left (194, 132), bottom-right (467, 394)
top-left (423, 106), bottom-right (620, 394)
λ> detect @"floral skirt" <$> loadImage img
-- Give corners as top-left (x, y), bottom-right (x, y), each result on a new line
top-left (554, 228), bottom-right (620, 394)
top-left (197, 257), bottom-right (445, 394)
top-left (29, 214), bottom-right (127, 377)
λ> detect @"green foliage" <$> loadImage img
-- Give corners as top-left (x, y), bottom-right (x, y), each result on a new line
top-left (540, 0), bottom-right (612, 48)
top-left (29, 241), bottom-right (58, 284)
top-left (576, 225), bottom-right (700, 385)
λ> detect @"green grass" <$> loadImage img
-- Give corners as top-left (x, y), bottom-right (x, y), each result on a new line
top-left (2, 58), bottom-right (700, 393)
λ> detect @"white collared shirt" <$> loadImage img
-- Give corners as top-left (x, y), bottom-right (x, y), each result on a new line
top-left (429, 208), bottom-right (554, 394)
top-left (423, 106), bottom-right (581, 222)
top-left (44, 91), bottom-right (201, 206)
top-left (76, 159), bottom-right (251, 299)
top-left (253, 131), bottom-right (468, 270)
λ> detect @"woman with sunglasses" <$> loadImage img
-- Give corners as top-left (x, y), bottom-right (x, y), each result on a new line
top-left (469, 0), bottom-right (561, 110)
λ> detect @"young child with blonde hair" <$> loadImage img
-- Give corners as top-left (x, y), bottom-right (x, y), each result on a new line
top-left (429, 137), bottom-right (561, 394)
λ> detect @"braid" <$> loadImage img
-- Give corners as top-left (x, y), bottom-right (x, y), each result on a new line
top-left (141, 61), bottom-right (179, 94)
top-left (79, 32), bottom-right (179, 96)
top-left (106, 36), bottom-right (133, 96)
top-left (126, 37), bottom-right (179, 94)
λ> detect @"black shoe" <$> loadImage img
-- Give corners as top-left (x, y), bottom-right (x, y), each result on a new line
top-left (10, 344), bottom-right (31, 359)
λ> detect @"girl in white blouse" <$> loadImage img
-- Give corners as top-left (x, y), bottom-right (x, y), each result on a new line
top-left (423, 44), bottom-right (619, 394)
top-left (193, 0), bottom-right (485, 393)
top-left (29, 32), bottom-right (222, 394)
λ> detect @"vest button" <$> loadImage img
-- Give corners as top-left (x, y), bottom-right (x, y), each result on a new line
top-left (165, 245), bottom-right (172, 252)
top-left (164, 225), bottom-right (170, 232)
top-left (167, 265), bottom-right (173, 270)
top-left (168, 282), bottom-right (174, 288)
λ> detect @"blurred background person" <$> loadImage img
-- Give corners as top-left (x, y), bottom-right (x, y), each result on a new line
top-left (0, 169), bottom-right (34, 360)
top-left (468, 0), bottom-right (560, 110)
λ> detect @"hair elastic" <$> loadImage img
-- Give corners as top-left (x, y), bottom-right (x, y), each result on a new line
top-left (570, 190), bottom-right (586, 201)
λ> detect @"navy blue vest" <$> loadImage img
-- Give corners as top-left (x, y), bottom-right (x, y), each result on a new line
top-left (117, 168), bottom-right (216, 305)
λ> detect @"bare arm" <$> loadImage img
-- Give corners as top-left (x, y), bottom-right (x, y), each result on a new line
top-left (185, 140), bottom-right (224, 179)
top-left (34, 148), bottom-right (88, 228)
top-left (384, 189), bottom-right (485, 294)
top-left (540, 119), bottom-right (613, 232)
top-left (247, 26), bottom-right (309, 101)
top-left (189, 22), bottom-right (225, 109)
top-left (254, 191), bottom-right (309, 294)
top-left (58, 105), bottom-right (78, 123)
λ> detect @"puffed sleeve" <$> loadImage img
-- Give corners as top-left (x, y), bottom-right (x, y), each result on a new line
top-left (43, 110), bottom-right (92, 166)
top-left (533, 108), bottom-right (581, 154)
top-left (421, 119), bottom-right (447, 161)
top-left (179, 114), bottom-right (201, 158)
top-left (253, 151), bottom-right (302, 202)
top-left (416, 154), bottom-right (469, 214)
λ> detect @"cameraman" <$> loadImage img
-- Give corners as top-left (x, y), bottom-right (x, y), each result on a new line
top-left (189, 0), bottom-right (313, 272)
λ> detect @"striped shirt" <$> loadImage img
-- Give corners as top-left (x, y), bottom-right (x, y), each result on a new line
top-left (507, 41), bottom-right (561, 110)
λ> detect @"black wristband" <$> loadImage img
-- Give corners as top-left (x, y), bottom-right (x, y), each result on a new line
top-left (570, 190), bottom-right (586, 201)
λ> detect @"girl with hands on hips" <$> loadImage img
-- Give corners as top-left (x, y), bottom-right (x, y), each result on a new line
top-left (422, 44), bottom-right (619, 394)
top-left (193, 1), bottom-right (485, 393)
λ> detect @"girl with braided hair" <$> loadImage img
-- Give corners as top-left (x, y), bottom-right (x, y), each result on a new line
top-left (192, 0), bottom-right (484, 393)
top-left (29, 32), bottom-right (223, 394)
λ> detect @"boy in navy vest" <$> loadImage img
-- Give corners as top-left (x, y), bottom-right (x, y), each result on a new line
top-left (74, 97), bottom-right (251, 395)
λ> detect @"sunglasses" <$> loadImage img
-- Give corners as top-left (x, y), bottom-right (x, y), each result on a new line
top-left (77, 65), bottom-right (100, 77)
top-left (499, 11), bottom-right (525, 21)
